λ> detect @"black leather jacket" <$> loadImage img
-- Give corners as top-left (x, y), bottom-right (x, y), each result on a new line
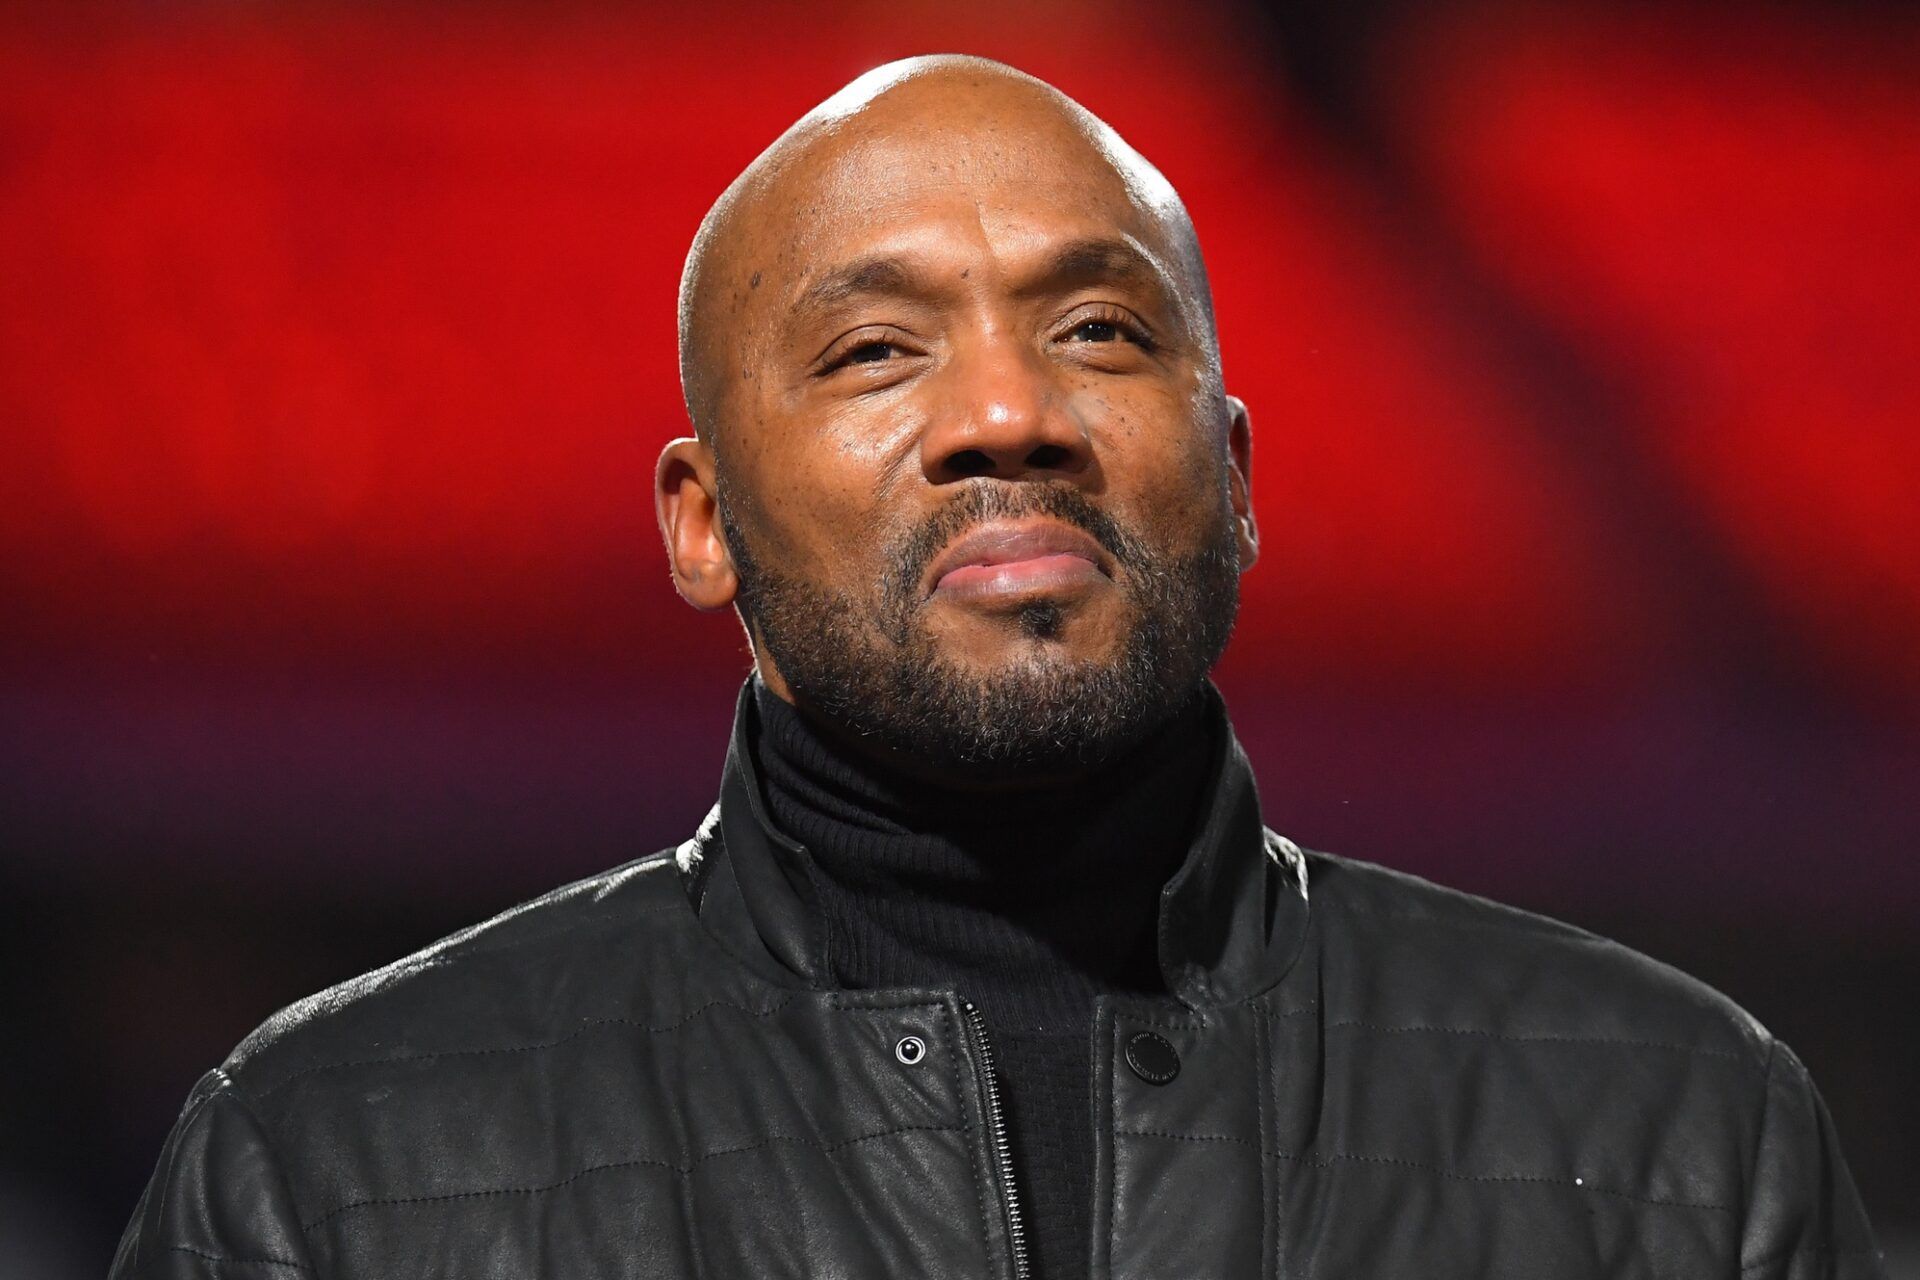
top-left (115, 689), bottom-right (1886, 1278)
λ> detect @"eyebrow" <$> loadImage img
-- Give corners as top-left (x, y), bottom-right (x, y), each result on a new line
top-left (1032, 236), bottom-right (1163, 293)
top-left (791, 257), bottom-right (926, 327)
top-left (786, 235), bottom-right (1176, 334)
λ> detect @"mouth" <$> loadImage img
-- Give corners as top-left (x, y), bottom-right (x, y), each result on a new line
top-left (924, 518), bottom-right (1114, 603)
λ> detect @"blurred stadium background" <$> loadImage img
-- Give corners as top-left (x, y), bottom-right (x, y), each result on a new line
top-left (1, 0), bottom-right (1915, 1273)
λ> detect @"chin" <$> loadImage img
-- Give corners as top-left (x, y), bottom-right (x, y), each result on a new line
top-left (929, 591), bottom-right (1130, 662)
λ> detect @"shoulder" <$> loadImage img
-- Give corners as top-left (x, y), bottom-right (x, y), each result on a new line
top-left (1300, 848), bottom-right (1771, 1066)
top-left (126, 847), bottom-right (796, 1263)
top-left (218, 849), bottom-right (730, 1102)
top-left (1285, 850), bottom-right (1889, 1270)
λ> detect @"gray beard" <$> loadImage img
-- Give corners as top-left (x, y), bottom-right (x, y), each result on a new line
top-left (722, 481), bottom-right (1240, 780)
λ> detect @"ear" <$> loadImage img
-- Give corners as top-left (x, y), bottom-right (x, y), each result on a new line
top-left (655, 437), bottom-right (739, 611)
top-left (1224, 395), bottom-right (1258, 572)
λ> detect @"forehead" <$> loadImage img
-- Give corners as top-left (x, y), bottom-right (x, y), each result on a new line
top-left (758, 115), bottom-right (1181, 292)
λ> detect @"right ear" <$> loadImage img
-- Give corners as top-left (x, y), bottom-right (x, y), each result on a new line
top-left (655, 437), bottom-right (739, 611)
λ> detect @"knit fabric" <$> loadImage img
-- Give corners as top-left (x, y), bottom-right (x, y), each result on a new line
top-left (749, 680), bottom-right (1214, 1280)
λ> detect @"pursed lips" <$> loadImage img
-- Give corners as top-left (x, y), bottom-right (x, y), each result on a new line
top-left (925, 520), bottom-right (1112, 599)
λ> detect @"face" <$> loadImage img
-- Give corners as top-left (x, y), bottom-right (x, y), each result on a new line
top-left (660, 83), bottom-right (1258, 782)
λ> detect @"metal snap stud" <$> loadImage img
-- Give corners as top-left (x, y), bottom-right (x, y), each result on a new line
top-left (1124, 1030), bottom-right (1180, 1085)
top-left (894, 1034), bottom-right (927, 1065)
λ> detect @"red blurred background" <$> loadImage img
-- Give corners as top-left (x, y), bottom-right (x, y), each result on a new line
top-left (2, 1), bottom-right (1916, 1272)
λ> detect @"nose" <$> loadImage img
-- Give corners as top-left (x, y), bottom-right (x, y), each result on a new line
top-left (920, 334), bottom-right (1092, 484)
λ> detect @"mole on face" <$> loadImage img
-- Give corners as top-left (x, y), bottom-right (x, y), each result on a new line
top-left (1018, 602), bottom-right (1065, 641)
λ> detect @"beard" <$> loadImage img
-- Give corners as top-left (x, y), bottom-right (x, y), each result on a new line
top-left (722, 479), bottom-right (1241, 781)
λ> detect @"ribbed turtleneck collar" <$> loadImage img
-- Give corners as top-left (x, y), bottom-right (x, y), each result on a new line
top-left (748, 678), bottom-right (1215, 1034)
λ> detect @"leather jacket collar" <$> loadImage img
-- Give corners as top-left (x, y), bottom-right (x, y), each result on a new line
top-left (678, 680), bottom-right (1311, 1011)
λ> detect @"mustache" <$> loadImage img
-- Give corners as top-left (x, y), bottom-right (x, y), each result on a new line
top-left (881, 483), bottom-right (1145, 606)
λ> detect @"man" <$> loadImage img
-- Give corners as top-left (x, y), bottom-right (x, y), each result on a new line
top-left (115, 56), bottom-right (1883, 1279)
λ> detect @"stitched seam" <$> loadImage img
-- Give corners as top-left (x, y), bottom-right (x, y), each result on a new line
top-left (1280, 1146), bottom-right (1733, 1212)
top-left (356, 899), bottom-right (690, 983)
top-left (1254, 1003), bottom-right (1275, 1280)
top-left (263, 900), bottom-right (694, 1036)
top-left (830, 993), bottom-right (946, 1014)
top-left (1739, 1245), bottom-right (1882, 1273)
top-left (1329, 902), bottom-right (1585, 943)
top-left (1112, 1013), bottom-right (1210, 1033)
top-left (258, 996), bottom-right (794, 1097)
top-left (1113, 1130), bottom-right (1734, 1212)
top-left (164, 1246), bottom-right (312, 1272)
top-left (941, 1002), bottom-right (997, 1276)
top-left (1323, 1020), bottom-right (1753, 1063)
top-left (300, 1122), bottom-right (963, 1233)
top-left (1107, 1017), bottom-right (1119, 1277)
top-left (1252, 1004), bottom-right (1318, 1022)
top-left (1739, 1036), bottom-right (1783, 1267)
top-left (1090, 1005), bottom-right (1112, 1280)
top-left (1118, 1128), bottom-right (1260, 1147)
top-left (678, 1143), bottom-right (712, 1280)
top-left (221, 1076), bottom-right (313, 1260)
top-left (147, 1074), bottom-right (224, 1270)
top-left (422, 895), bottom-right (689, 965)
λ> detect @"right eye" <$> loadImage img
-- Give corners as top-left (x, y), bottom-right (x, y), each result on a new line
top-left (843, 341), bottom-right (901, 365)
top-left (817, 326), bottom-right (921, 377)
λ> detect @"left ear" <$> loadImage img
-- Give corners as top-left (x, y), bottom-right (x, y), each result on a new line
top-left (1224, 395), bottom-right (1258, 572)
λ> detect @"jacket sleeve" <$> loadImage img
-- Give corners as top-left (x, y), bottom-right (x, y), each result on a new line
top-left (1738, 1041), bottom-right (1887, 1280)
top-left (112, 1069), bottom-right (321, 1280)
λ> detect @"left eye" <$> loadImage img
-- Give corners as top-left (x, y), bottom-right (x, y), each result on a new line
top-left (1067, 319), bottom-right (1122, 343)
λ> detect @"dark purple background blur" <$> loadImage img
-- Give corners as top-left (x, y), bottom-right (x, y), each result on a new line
top-left (2, 1), bottom-right (1916, 1274)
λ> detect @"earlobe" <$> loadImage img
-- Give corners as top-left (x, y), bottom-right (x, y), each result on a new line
top-left (1224, 396), bottom-right (1258, 572)
top-left (655, 437), bottom-right (740, 611)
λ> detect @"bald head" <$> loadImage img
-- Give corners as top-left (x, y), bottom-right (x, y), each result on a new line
top-left (655, 55), bottom-right (1258, 770)
top-left (676, 55), bottom-right (1218, 447)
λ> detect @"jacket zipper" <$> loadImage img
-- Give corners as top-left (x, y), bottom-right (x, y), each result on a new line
top-left (961, 1000), bottom-right (1031, 1280)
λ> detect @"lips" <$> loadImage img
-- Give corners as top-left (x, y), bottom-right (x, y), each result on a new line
top-left (925, 519), bottom-right (1112, 600)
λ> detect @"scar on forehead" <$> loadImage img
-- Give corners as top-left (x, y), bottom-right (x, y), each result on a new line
top-left (750, 271), bottom-right (762, 289)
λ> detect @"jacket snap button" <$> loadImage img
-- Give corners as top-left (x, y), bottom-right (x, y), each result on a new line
top-left (1124, 1031), bottom-right (1180, 1085)
top-left (894, 1035), bottom-right (927, 1065)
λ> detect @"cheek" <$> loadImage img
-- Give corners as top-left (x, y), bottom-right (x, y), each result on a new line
top-left (818, 395), bottom-right (929, 476)
top-left (767, 362), bottom-right (932, 497)
top-left (736, 469), bottom-right (859, 573)
top-left (726, 413), bottom-right (919, 584)
top-left (1070, 382), bottom-right (1226, 521)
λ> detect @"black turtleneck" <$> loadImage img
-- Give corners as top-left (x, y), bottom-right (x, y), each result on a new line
top-left (749, 680), bottom-right (1215, 1280)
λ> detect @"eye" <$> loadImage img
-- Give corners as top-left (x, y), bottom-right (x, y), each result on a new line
top-left (1058, 307), bottom-right (1152, 351)
top-left (844, 340), bottom-right (901, 364)
top-left (1068, 319), bottom-right (1122, 343)
top-left (816, 326), bottom-right (922, 376)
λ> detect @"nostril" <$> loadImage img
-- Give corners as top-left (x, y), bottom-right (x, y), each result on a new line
top-left (1026, 444), bottom-right (1070, 471)
top-left (946, 448), bottom-right (994, 478)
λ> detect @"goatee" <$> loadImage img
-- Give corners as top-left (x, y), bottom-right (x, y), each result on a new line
top-left (723, 480), bottom-right (1240, 781)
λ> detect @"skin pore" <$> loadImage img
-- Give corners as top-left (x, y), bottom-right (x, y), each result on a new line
top-left (656, 56), bottom-right (1259, 786)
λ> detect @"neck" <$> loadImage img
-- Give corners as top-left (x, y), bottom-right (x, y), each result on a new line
top-left (768, 687), bottom-right (1161, 796)
top-left (748, 678), bottom-right (1216, 1027)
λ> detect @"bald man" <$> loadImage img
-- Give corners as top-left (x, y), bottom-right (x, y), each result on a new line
top-left (116, 57), bottom-right (1883, 1280)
